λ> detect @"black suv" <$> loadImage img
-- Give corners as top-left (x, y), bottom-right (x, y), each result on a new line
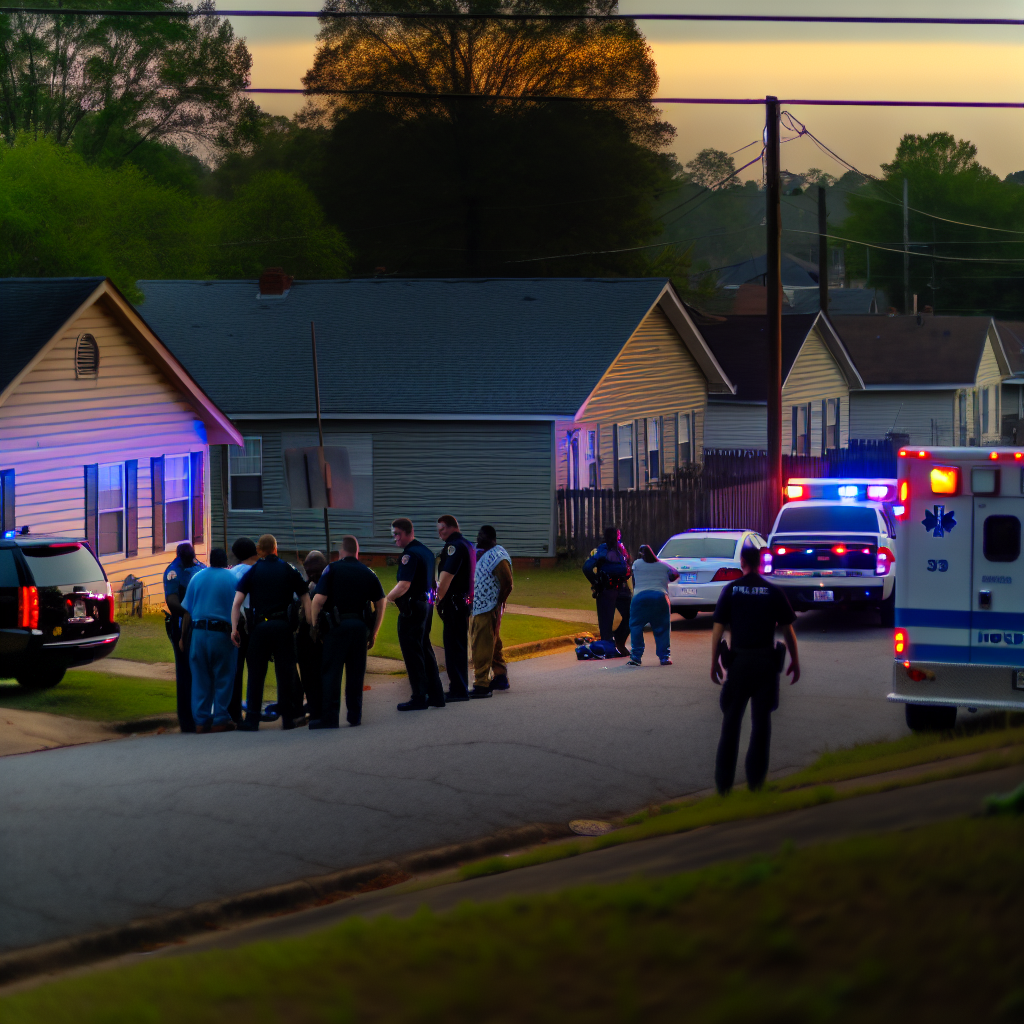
top-left (0, 536), bottom-right (120, 689)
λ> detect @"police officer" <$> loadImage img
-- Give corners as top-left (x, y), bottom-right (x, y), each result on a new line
top-left (710, 543), bottom-right (800, 794)
top-left (583, 526), bottom-right (633, 656)
top-left (296, 550), bottom-right (328, 722)
top-left (434, 514), bottom-right (475, 701)
top-left (163, 541), bottom-right (205, 733)
top-left (387, 518), bottom-right (446, 711)
top-left (230, 534), bottom-right (311, 732)
top-left (309, 535), bottom-right (386, 729)
top-left (228, 536), bottom-right (258, 724)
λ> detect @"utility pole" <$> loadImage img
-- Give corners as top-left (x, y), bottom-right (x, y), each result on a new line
top-left (766, 96), bottom-right (783, 524)
top-left (817, 184), bottom-right (828, 315)
top-left (311, 321), bottom-right (331, 556)
top-left (903, 178), bottom-right (910, 314)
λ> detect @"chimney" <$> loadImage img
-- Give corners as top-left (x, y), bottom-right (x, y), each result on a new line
top-left (258, 267), bottom-right (294, 298)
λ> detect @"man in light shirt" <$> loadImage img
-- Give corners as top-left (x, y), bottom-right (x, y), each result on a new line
top-left (468, 524), bottom-right (513, 699)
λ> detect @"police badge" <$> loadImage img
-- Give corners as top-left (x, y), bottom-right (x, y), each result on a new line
top-left (447, 545), bottom-right (455, 555)
top-left (401, 554), bottom-right (410, 565)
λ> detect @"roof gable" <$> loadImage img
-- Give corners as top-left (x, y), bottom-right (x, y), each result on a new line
top-left (995, 321), bottom-right (1024, 377)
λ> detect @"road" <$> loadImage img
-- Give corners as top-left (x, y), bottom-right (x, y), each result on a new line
top-left (0, 608), bottom-right (906, 953)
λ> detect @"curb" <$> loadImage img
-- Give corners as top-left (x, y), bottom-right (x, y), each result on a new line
top-left (0, 821), bottom-right (571, 987)
top-left (505, 633), bottom-right (593, 661)
top-left (109, 715), bottom-right (179, 735)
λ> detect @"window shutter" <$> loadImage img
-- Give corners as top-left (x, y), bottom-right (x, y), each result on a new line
top-left (836, 397), bottom-right (842, 448)
top-left (791, 406), bottom-right (798, 455)
top-left (190, 452), bottom-right (204, 545)
top-left (125, 460), bottom-right (138, 558)
top-left (84, 465), bottom-right (98, 553)
top-left (611, 425), bottom-right (619, 491)
top-left (0, 469), bottom-right (14, 533)
top-left (151, 456), bottom-right (165, 553)
top-left (821, 400), bottom-right (827, 455)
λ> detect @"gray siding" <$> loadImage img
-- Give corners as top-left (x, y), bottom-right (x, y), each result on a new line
top-left (704, 402), bottom-right (767, 449)
top-left (848, 391), bottom-right (957, 445)
top-left (213, 419), bottom-right (554, 557)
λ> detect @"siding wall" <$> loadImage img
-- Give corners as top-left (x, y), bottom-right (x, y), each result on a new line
top-left (582, 306), bottom-right (708, 487)
top-left (976, 335), bottom-right (1006, 444)
top-left (848, 390), bottom-right (957, 445)
top-left (781, 331), bottom-right (850, 452)
top-left (704, 402), bottom-right (767, 449)
top-left (0, 299), bottom-right (211, 608)
top-left (213, 419), bottom-right (554, 558)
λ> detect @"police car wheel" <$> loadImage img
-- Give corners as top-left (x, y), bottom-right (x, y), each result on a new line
top-left (680, 609), bottom-right (699, 620)
top-left (16, 666), bottom-right (66, 690)
top-left (904, 703), bottom-right (957, 733)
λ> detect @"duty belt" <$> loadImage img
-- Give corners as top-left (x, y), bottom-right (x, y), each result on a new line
top-left (194, 619), bottom-right (231, 633)
top-left (254, 610), bottom-right (289, 624)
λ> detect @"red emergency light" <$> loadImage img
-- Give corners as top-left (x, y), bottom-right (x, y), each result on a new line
top-left (785, 484), bottom-right (805, 500)
top-left (989, 451), bottom-right (999, 460)
top-left (832, 544), bottom-right (846, 555)
top-left (876, 547), bottom-right (894, 575)
top-left (894, 629), bottom-right (907, 656)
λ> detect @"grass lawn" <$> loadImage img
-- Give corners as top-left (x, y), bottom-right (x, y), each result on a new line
top-left (3, 814), bottom-right (1020, 1023)
top-left (112, 613), bottom-right (175, 663)
top-left (0, 672), bottom-right (177, 722)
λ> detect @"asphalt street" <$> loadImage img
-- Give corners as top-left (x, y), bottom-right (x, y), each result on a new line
top-left (0, 607), bottom-right (906, 953)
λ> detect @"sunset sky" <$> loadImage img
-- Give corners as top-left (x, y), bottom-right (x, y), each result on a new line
top-left (230, 0), bottom-right (1024, 179)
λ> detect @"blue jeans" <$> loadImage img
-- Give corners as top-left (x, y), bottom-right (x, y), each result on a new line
top-left (629, 591), bottom-right (671, 662)
top-left (190, 629), bottom-right (238, 728)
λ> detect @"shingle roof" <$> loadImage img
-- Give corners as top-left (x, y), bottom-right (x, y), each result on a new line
top-left (136, 278), bottom-right (677, 417)
top-left (995, 321), bottom-right (1024, 376)
top-left (0, 278), bottom-right (105, 394)
top-left (788, 288), bottom-right (879, 315)
top-left (700, 314), bottom-right (817, 402)
top-left (829, 315), bottom-right (992, 387)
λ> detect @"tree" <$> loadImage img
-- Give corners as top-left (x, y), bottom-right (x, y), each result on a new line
top-left (684, 148), bottom-right (738, 190)
top-left (804, 168), bottom-right (838, 187)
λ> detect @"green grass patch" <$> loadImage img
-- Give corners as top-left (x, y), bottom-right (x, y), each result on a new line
top-left (111, 613), bottom-right (176, 664)
top-left (4, 815), bottom-right (1020, 1023)
top-left (0, 672), bottom-right (177, 722)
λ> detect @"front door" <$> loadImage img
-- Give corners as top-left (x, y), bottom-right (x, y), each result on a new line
top-left (971, 492), bottom-right (1024, 666)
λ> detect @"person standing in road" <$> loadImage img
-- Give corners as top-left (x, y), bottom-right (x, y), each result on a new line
top-left (435, 514), bottom-right (475, 702)
top-left (296, 550), bottom-right (328, 722)
top-left (231, 534), bottom-right (311, 732)
top-left (180, 548), bottom-right (238, 733)
top-left (163, 541), bottom-right (205, 733)
top-left (583, 526), bottom-right (632, 656)
top-left (710, 544), bottom-right (800, 794)
top-left (387, 518), bottom-right (446, 712)
top-left (468, 525), bottom-right (513, 699)
top-left (309, 535), bottom-right (386, 729)
top-left (227, 536), bottom-right (258, 724)
top-left (627, 544), bottom-right (680, 667)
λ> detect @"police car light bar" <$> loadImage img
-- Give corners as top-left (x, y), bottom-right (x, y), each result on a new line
top-left (784, 478), bottom-right (897, 503)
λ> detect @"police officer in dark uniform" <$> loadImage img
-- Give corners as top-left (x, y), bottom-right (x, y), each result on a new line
top-left (228, 536), bottom-right (258, 724)
top-left (434, 514), bottom-right (475, 701)
top-left (308, 535), bottom-right (386, 729)
top-left (583, 526), bottom-right (632, 656)
top-left (163, 541), bottom-right (205, 733)
top-left (387, 517), bottom-right (446, 711)
top-left (230, 534), bottom-right (311, 732)
top-left (710, 543), bottom-right (800, 794)
top-left (296, 550), bottom-right (328, 722)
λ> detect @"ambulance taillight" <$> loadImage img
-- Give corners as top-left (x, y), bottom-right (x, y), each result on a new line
top-left (894, 480), bottom-right (910, 519)
top-left (894, 630), bottom-right (907, 656)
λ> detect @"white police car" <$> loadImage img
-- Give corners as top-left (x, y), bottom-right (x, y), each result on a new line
top-left (658, 529), bottom-right (767, 619)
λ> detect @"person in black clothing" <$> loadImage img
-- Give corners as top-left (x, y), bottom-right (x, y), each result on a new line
top-left (387, 517), bottom-right (446, 712)
top-left (710, 544), bottom-right (800, 794)
top-left (582, 525), bottom-right (632, 655)
top-left (309, 535), bottom-right (386, 729)
top-left (434, 514), bottom-right (475, 701)
top-left (231, 534), bottom-right (312, 732)
top-left (296, 550), bottom-right (328, 721)
top-left (228, 536), bottom-right (258, 724)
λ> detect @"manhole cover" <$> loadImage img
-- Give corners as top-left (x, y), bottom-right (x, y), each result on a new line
top-left (569, 819), bottom-right (614, 836)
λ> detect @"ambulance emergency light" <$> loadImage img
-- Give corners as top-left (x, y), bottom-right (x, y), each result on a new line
top-left (929, 466), bottom-right (960, 495)
top-left (784, 478), bottom-right (896, 503)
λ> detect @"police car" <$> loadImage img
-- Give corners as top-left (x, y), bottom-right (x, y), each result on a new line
top-left (764, 478), bottom-right (898, 625)
top-left (888, 446), bottom-right (1024, 731)
top-left (658, 529), bottom-right (767, 619)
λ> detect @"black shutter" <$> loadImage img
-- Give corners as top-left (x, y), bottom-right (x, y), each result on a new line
top-left (0, 469), bottom-right (14, 533)
top-left (791, 406), bottom-right (798, 455)
top-left (190, 451), bottom-right (204, 545)
top-left (84, 465), bottom-right (98, 552)
top-left (125, 460), bottom-right (138, 558)
top-left (151, 456), bottom-right (164, 553)
top-left (612, 426), bottom-right (619, 491)
top-left (836, 397), bottom-right (842, 449)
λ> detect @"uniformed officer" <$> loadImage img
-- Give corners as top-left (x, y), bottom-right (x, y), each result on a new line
top-left (434, 514), bottom-right (475, 701)
top-left (582, 525), bottom-right (633, 656)
top-left (386, 518), bottom-right (446, 711)
top-left (309, 535), bottom-right (386, 729)
top-left (163, 541), bottom-right (205, 733)
top-left (230, 534), bottom-right (311, 732)
top-left (710, 543), bottom-right (800, 794)
top-left (228, 536), bottom-right (258, 724)
top-left (296, 550), bottom-right (328, 722)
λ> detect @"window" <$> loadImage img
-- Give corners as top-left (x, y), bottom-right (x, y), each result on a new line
top-left (826, 399), bottom-right (839, 450)
top-left (616, 423), bottom-right (634, 489)
top-left (97, 464), bottom-right (125, 555)
top-left (164, 455), bottom-right (190, 545)
top-left (647, 418), bottom-right (660, 481)
top-left (75, 334), bottom-right (99, 379)
top-left (792, 405), bottom-right (810, 455)
top-left (229, 437), bottom-right (264, 510)
top-left (982, 388), bottom-right (990, 435)
top-left (21, 543), bottom-right (106, 587)
top-left (678, 413), bottom-right (691, 465)
top-left (0, 468), bottom-right (13, 534)
top-left (586, 431), bottom-right (597, 489)
top-left (983, 516), bottom-right (1020, 563)
top-left (659, 536), bottom-right (738, 559)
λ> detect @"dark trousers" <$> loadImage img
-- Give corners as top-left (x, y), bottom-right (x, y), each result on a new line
top-left (398, 601), bottom-right (445, 703)
top-left (715, 652), bottom-right (780, 794)
top-left (171, 622), bottom-right (195, 733)
top-left (441, 603), bottom-right (471, 697)
top-left (321, 619), bottom-right (368, 725)
top-left (596, 587), bottom-right (632, 645)
top-left (246, 620), bottom-right (300, 722)
top-left (296, 623), bottom-right (324, 721)
top-left (229, 624), bottom-right (248, 723)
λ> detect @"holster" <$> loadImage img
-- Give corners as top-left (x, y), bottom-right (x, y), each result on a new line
top-left (163, 609), bottom-right (174, 642)
top-left (717, 637), bottom-right (734, 668)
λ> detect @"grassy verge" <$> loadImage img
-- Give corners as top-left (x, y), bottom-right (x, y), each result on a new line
top-left (0, 672), bottom-right (177, 722)
top-left (3, 815), bottom-right (1020, 1023)
top-left (111, 614), bottom-right (175, 663)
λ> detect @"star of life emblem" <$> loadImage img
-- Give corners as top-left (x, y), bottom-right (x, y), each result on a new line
top-left (922, 504), bottom-right (956, 537)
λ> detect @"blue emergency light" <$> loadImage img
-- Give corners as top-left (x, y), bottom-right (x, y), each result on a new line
top-left (2, 530), bottom-right (14, 539)
top-left (785, 478), bottom-right (897, 503)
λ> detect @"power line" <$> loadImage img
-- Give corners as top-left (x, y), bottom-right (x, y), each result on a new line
top-left (786, 228), bottom-right (1024, 264)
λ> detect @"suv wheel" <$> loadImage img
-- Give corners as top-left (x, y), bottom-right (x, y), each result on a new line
top-left (905, 703), bottom-right (957, 732)
top-left (17, 667), bottom-right (66, 690)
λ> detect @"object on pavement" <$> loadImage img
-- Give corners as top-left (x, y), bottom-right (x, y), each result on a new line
top-left (569, 819), bottom-right (615, 836)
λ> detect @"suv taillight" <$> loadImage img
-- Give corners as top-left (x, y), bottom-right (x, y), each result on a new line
top-left (876, 547), bottom-right (894, 575)
top-left (18, 586), bottom-right (39, 629)
top-left (711, 567), bottom-right (744, 582)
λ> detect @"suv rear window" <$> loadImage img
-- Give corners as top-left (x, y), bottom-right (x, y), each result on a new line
top-left (20, 543), bottom-right (106, 587)
top-left (659, 537), bottom-right (739, 559)
top-left (0, 548), bottom-right (19, 587)
top-left (776, 506), bottom-right (880, 533)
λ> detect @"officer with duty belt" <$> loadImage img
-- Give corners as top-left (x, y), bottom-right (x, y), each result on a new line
top-left (434, 514), bottom-right (475, 702)
top-left (230, 533), bottom-right (311, 732)
top-left (710, 544), bottom-right (800, 794)
top-left (296, 550), bottom-right (328, 722)
top-left (308, 535), bottom-right (386, 729)
top-left (163, 541), bottom-right (205, 733)
top-left (387, 517), bottom-right (446, 712)
top-left (583, 525), bottom-right (633, 656)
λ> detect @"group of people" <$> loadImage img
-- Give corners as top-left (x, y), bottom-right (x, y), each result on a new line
top-left (162, 515), bottom-right (514, 734)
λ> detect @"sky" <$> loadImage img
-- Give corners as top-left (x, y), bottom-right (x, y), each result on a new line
top-left (230, 0), bottom-right (1024, 179)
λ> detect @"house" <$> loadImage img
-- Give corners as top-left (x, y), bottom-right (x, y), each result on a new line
top-left (136, 277), bottom-right (733, 562)
top-left (0, 278), bottom-right (242, 607)
top-left (994, 321), bottom-right (1024, 442)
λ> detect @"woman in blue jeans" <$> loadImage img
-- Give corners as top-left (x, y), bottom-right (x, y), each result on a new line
top-left (627, 544), bottom-right (679, 666)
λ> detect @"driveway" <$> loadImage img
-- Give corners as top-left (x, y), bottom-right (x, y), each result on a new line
top-left (0, 608), bottom-right (905, 952)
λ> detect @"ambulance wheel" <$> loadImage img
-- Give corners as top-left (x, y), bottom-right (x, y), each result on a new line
top-left (905, 703), bottom-right (957, 732)
top-left (879, 592), bottom-right (896, 628)
top-left (680, 609), bottom-right (699, 620)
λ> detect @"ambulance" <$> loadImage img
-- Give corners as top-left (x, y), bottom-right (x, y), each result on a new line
top-left (890, 446), bottom-right (1024, 731)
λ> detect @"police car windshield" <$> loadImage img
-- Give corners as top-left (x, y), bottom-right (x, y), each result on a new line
top-left (659, 537), bottom-right (738, 559)
top-left (776, 506), bottom-right (879, 533)
top-left (21, 544), bottom-right (106, 587)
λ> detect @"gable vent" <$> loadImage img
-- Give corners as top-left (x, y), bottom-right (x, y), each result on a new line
top-left (75, 334), bottom-right (99, 379)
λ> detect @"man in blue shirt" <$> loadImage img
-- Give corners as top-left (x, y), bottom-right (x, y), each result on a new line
top-left (163, 542), bottom-right (205, 732)
top-left (181, 548), bottom-right (239, 733)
